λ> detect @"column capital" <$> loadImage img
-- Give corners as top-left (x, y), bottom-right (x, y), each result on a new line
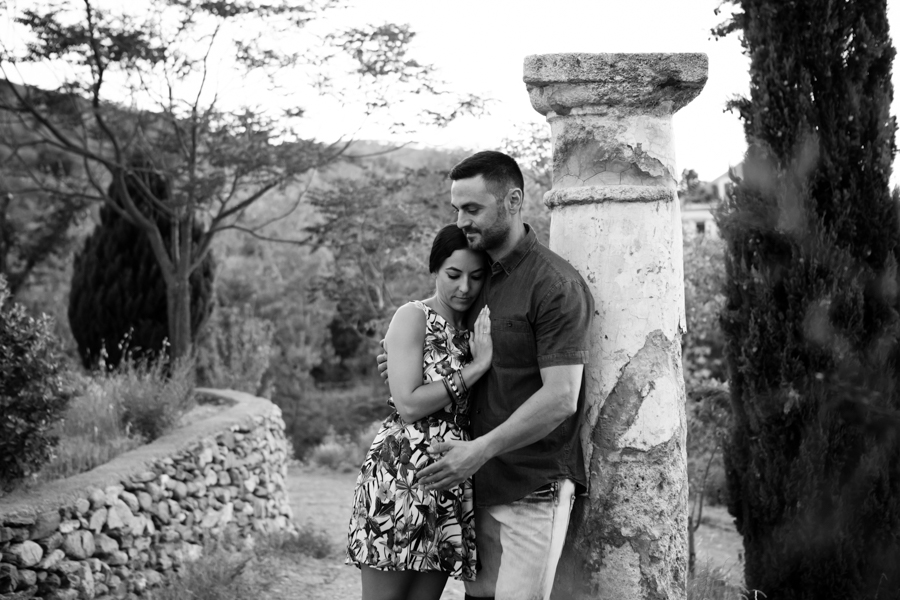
top-left (524, 53), bottom-right (707, 116)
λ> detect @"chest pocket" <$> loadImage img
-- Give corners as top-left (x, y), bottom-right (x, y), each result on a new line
top-left (491, 318), bottom-right (537, 368)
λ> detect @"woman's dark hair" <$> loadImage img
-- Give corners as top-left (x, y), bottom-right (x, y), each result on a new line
top-left (429, 224), bottom-right (478, 273)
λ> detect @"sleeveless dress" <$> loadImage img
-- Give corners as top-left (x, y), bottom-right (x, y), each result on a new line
top-left (346, 301), bottom-right (477, 581)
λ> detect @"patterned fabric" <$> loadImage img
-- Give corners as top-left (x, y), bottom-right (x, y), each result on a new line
top-left (346, 300), bottom-right (477, 580)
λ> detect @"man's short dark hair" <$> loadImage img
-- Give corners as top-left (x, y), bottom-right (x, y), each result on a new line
top-left (449, 151), bottom-right (525, 201)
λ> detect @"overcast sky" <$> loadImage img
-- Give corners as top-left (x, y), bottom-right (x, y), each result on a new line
top-left (301, 0), bottom-right (900, 186)
top-left (3, 0), bottom-right (899, 185)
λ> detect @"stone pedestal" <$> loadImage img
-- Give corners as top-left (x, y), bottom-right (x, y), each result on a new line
top-left (524, 53), bottom-right (707, 599)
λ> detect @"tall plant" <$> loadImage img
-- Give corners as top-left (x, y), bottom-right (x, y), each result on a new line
top-left (715, 0), bottom-right (900, 597)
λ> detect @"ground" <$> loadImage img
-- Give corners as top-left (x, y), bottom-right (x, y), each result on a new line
top-left (266, 465), bottom-right (743, 599)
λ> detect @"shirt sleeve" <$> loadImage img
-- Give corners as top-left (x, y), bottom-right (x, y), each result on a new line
top-left (534, 278), bottom-right (594, 368)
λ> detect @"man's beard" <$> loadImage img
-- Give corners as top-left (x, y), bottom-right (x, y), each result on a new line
top-left (466, 204), bottom-right (511, 251)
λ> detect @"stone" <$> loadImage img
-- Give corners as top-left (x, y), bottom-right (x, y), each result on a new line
top-left (75, 562), bottom-right (95, 598)
top-left (136, 492), bottom-right (152, 513)
top-left (158, 553), bottom-right (172, 571)
top-left (204, 470), bottom-right (218, 486)
top-left (219, 503), bottom-right (234, 526)
top-left (36, 531), bottom-right (62, 552)
top-left (57, 559), bottom-right (83, 575)
top-left (171, 481), bottom-right (188, 500)
top-left (17, 568), bottom-right (36, 587)
top-left (145, 482), bottom-right (164, 502)
top-left (47, 589), bottom-right (79, 600)
top-left (88, 508), bottom-right (108, 533)
top-left (93, 533), bottom-right (119, 556)
top-left (62, 530), bottom-right (95, 560)
top-left (119, 492), bottom-right (139, 513)
top-left (106, 574), bottom-right (125, 597)
top-left (37, 548), bottom-right (65, 570)
top-left (87, 488), bottom-right (106, 510)
top-left (143, 569), bottom-right (163, 587)
top-left (29, 511), bottom-right (61, 540)
top-left (130, 470), bottom-right (157, 484)
top-left (0, 563), bottom-right (18, 593)
top-left (73, 498), bottom-right (92, 517)
top-left (107, 551), bottom-right (129, 566)
top-left (199, 509), bottom-right (219, 529)
top-left (197, 446), bottom-right (214, 467)
top-left (5, 540), bottom-right (43, 567)
top-left (104, 485), bottom-right (124, 506)
top-left (58, 519), bottom-right (81, 535)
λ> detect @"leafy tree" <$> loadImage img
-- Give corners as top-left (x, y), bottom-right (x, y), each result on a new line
top-left (715, 0), bottom-right (900, 596)
top-left (68, 156), bottom-right (215, 369)
top-left (0, 275), bottom-right (71, 488)
top-left (0, 0), bottom-right (481, 361)
top-left (0, 140), bottom-right (89, 297)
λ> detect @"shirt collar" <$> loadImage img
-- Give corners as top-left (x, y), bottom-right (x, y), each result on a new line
top-left (490, 224), bottom-right (537, 276)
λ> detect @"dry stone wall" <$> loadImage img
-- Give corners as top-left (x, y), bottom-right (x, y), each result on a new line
top-left (0, 389), bottom-right (295, 600)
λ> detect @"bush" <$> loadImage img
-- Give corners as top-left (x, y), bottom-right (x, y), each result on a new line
top-left (113, 352), bottom-right (195, 441)
top-left (195, 303), bottom-right (274, 396)
top-left (277, 382), bottom-right (387, 460)
top-left (0, 275), bottom-right (72, 489)
top-left (308, 420), bottom-right (381, 471)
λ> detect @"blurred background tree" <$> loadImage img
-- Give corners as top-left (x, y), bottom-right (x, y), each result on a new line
top-left (715, 0), bottom-right (900, 596)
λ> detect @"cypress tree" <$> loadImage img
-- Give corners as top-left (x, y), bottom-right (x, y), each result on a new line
top-left (717, 1), bottom-right (900, 598)
top-left (68, 162), bottom-right (214, 370)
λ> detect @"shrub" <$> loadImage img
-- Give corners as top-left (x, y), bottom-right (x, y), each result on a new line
top-left (195, 303), bottom-right (274, 396)
top-left (308, 420), bottom-right (381, 471)
top-left (0, 276), bottom-right (72, 489)
top-left (113, 352), bottom-right (196, 441)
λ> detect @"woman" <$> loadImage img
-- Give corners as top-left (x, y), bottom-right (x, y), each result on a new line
top-left (346, 224), bottom-right (492, 600)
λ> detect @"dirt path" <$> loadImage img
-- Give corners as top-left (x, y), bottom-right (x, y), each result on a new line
top-left (272, 465), bottom-right (742, 599)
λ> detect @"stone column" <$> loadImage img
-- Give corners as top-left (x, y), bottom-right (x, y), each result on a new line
top-left (523, 53), bottom-right (707, 599)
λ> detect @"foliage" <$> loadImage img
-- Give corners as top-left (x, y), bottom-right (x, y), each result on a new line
top-left (0, 0), bottom-right (481, 361)
top-left (687, 562), bottom-right (745, 600)
top-left (308, 420), bottom-right (381, 471)
top-left (715, 0), bottom-right (900, 596)
top-left (195, 302), bottom-right (275, 396)
top-left (68, 160), bottom-right (215, 370)
top-left (146, 525), bottom-right (331, 600)
top-left (682, 229), bottom-right (727, 390)
top-left (112, 352), bottom-right (196, 442)
top-left (0, 147), bottom-right (89, 296)
top-left (0, 275), bottom-right (72, 489)
top-left (26, 371), bottom-right (142, 486)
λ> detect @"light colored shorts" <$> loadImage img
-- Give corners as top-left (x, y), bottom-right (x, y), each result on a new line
top-left (464, 479), bottom-right (576, 600)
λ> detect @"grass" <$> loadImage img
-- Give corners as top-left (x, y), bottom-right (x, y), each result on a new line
top-left (688, 562), bottom-right (746, 600)
top-left (18, 354), bottom-right (196, 488)
top-left (146, 523), bottom-right (332, 600)
top-left (307, 421), bottom-right (381, 472)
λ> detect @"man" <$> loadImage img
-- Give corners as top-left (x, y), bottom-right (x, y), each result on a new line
top-left (383, 150), bottom-right (593, 600)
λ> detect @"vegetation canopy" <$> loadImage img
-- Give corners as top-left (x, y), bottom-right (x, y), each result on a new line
top-left (714, 0), bottom-right (900, 597)
top-left (0, 0), bottom-right (483, 361)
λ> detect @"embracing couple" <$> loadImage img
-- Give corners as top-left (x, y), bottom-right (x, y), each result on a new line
top-left (345, 150), bottom-right (594, 600)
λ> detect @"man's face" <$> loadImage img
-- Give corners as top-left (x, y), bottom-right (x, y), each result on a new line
top-left (450, 174), bottom-right (511, 252)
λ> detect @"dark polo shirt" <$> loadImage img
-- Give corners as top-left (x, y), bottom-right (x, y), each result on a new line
top-left (467, 225), bottom-right (594, 506)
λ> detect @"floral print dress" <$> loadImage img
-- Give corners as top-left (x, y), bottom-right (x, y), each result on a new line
top-left (346, 300), bottom-right (476, 581)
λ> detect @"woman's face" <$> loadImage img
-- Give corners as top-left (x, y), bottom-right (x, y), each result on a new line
top-left (435, 248), bottom-right (487, 313)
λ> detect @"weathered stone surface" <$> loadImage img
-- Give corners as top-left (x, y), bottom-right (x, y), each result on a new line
top-left (58, 520), bottom-right (80, 535)
top-left (524, 53), bottom-right (708, 115)
top-left (130, 471), bottom-right (157, 484)
top-left (5, 541), bottom-right (43, 567)
top-left (524, 53), bottom-right (697, 600)
top-left (0, 563), bottom-right (18, 593)
top-left (29, 511), bottom-right (61, 540)
top-left (74, 498), bottom-right (91, 517)
top-left (88, 508), bottom-right (108, 533)
top-left (93, 534), bottom-right (119, 557)
top-left (87, 488), bottom-right (106, 510)
top-left (62, 530), bottom-right (95, 560)
top-left (136, 492), bottom-right (152, 513)
top-left (106, 551), bottom-right (128, 566)
top-left (118, 492), bottom-right (139, 513)
top-left (37, 548), bottom-right (65, 570)
top-left (145, 482), bottom-right (164, 502)
top-left (17, 568), bottom-right (37, 587)
top-left (38, 531), bottom-right (63, 552)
